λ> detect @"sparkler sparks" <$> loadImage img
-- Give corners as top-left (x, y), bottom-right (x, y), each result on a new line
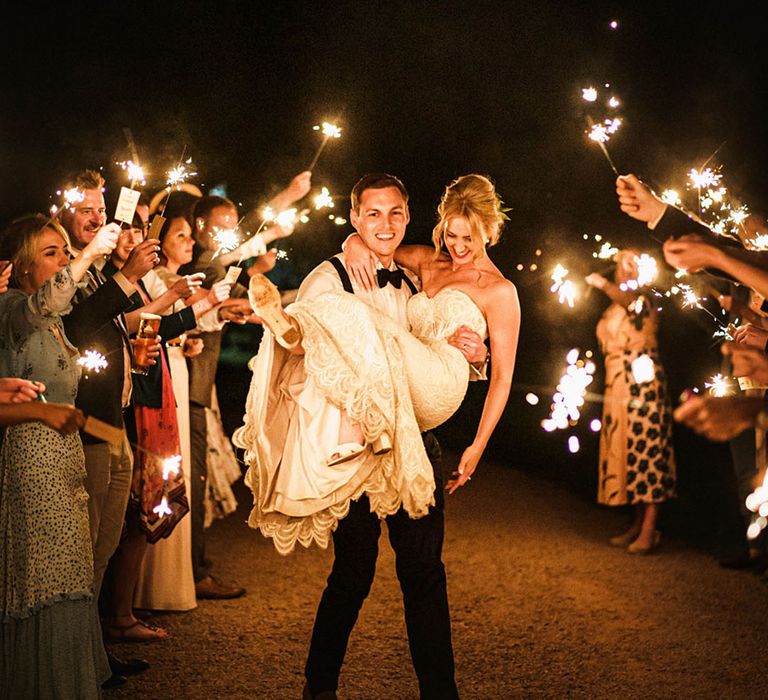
top-left (745, 470), bottom-right (768, 540)
top-left (582, 87), bottom-right (598, 102)
top-left (631, 354), bottom-right (656, 384)
top-left (593, 241), bottom-right (619, 260)
top-left (661, 189), bottom-right (682, 207)
top-left (166, 159), bottom-right (197, 189)
top-left (77, 350), bottom-right (108, 374)
top-left (541, 349), bottom-right (596, 432)
top-left (152, 496), bottom-right (173, 518)
top-left (211, 227), bottom-right (240, 255)
top-left (588, 118), bottom-right (622, 144)
top-left (116, 160), bottom-right (146, 187)
top-left (550, 264), bottom-right (578, 307)
top-left (162, 455), bottom-right (182, 481)
top-left (314, 187), bottom-right (335, 210)
top-left (634, 253), bottom-right (658, 287)
top-left (307, 121), bottom-right (343, 171)
top-left (705, 373), bottom-right (732, 397)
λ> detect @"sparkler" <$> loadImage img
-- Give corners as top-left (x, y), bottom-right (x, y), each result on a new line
top-left (541, 349), bottom-right (596, 432)
top-left (550, 263), bottom-right (577, 307)
top-left (152, 496), bottom-right (173, 518)
top-left (307, 121), bottom-right (342, 171)
top-left (116, 160), bottom-right (146, 188)
top-left (582, 85), bottom-right (622, 175)
top-left (211, 226), bottom-right (241, 256)
top-left (77, 350), bottom-right (108, 374)
top-left (162, 455), bottom-right (182, 481)
top-left (745, 470), bottom-right (768, 540)
top-left (166, 159), bottom-right (197, 189)
top-left (52, 187), bottom-right (85, 215)
top-left (631, 354), bottom-right (656, 384)
top-left (705, 373), bottom-right (732, 397)
top-left (593, 241), bottom-right (619, 260)
top-left (634, 253), bottom-right (658, 287)
top-left (313, 187), bottom-right (334, 210)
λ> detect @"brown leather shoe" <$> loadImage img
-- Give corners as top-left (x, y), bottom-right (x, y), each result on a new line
top-left (195, 575), bottom-right (246, 599)
top-left (302, 682), bottom-right (338, 699)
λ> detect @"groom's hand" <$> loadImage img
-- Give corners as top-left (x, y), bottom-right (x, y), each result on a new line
top-left (447, 326), bottom-right (487, 365)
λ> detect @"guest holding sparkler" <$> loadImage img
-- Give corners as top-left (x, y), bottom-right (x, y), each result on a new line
top-left (0, 213), bottom-right (120, 697)
top-left (101, 213), bottom-right (231, 640)
top-left (586, 249), bottom-right (676, 553)
top-left (58, 169), bottom-right (161, 684)
top-left (179, 172), bottom-right (311, 600)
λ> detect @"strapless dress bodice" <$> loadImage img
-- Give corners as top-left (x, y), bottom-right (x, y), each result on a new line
top-left (407, 288), bottom-right (487, 343)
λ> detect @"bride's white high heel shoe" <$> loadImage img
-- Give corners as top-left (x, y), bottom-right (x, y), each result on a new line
top-left (248, 274), bottom-right (301, 350)
top-left (327, 434), bottom-right (392, 467)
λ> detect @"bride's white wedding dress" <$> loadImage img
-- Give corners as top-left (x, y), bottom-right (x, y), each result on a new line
top-left (233, 287), bottom-right (487, 554)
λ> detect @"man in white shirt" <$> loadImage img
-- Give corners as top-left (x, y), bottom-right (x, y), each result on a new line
top-left (302, 174), bottom-right (484, 700)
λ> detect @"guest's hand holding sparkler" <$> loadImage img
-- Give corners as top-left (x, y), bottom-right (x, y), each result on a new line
top-left (585, 272), bottom-right (609, 289)
top-left (268, 171), bottom-right (312, 212)
top-left (723, 342), bottom-right (768, 385)
top-left (674, 394), bottom-right (764, 442)
top-left (663, 235), bottom-right (719, 272)
top-left (120, 239), bottom-right (160, 284)
top-left (0, 378), bottom-right (45, 403)
top-left (0, 401), bottom-right (85, 435)
top-left (68, 223), bottom-right (121, 281)
top-left (218, 298), bottom-right (256, 325)
top-left (732, 323), bottom-right (768, 349)
top-left (616, 174), bottom-right (667, 226)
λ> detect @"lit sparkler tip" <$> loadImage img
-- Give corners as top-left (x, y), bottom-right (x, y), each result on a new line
top-left (582, 87), bottom-right (598, 102)
top-left (152, 496), bottom-right (173, 518)
top-left (568, 435), bottom-right (580, 454)
top-left (166, 163), bottom-right (197, 189)
top-left (661, 189), bottom-right (682, 207)
top-left (162, 455), bottom-right (182, 481)
top-left (211, 227), bottom-right (240, 254)
top-left (705, 373), bottom-right (732, 397)
top-left (116, 160), bottom-right (146, 186)
top-left (688, 167), bottom-right (722, 191)
top-left (313, 186), bottom-right (334, 210)
top-left (77, 350), bottom-right (108, 374)
top-left (314, 121), bottom-right (342, 138)
top-left (631, 354), bottom-right (656, 384)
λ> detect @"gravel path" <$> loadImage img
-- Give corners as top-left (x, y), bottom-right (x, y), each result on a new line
top-left (109, 455), bottom-right (768, 699)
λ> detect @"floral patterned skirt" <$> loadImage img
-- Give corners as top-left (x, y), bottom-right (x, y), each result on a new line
top-left (598, 350), bottom-right (676, 506)
top-left (130, 352), bottom-right (189, 543)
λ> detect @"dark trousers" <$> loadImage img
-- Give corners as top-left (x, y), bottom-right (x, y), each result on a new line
top-left (189, 402), bottom-right (210, 582)
top-left (305, 433), bottom-right (459, 699)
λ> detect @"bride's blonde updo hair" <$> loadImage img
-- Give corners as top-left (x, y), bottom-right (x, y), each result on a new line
top-left (431, 174), bottom-right (506, 260)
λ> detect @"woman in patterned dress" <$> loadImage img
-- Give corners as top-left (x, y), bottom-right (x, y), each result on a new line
top-left (586, 249), bottom-right (676, 554)
top-left (0, 214), bottom-right (120, 697)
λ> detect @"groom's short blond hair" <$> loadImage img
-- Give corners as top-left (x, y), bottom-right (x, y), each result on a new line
top-left (350, 173), bottom-right (409, 212)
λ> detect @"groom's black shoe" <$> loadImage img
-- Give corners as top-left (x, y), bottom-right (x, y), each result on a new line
top-left (302, 682), bottom-right (338, 700)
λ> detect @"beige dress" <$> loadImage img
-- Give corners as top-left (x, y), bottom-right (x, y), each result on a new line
top-left (596, 298), bottom-right (676, 506)
top-left (133, 268), bottom-right (196, 611)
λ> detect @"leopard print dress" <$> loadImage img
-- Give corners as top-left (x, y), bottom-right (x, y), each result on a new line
top-left (596, 297), bottom-right (676, 506)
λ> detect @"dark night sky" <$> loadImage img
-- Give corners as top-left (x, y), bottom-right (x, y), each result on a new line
top-left (3, 1), bottom-right (767, 485)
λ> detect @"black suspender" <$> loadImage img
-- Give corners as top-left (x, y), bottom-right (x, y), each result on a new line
top-left (327, 256), bottom-right (418, 296)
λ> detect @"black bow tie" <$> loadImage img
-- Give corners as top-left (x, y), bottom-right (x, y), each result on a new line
top-left (377, 268), bottom-right (404, 289)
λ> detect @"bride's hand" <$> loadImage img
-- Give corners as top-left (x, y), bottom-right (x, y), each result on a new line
top-left (344, 233), bottom-right (378, 292)
top-left (446, 444), bottom-right (483, 494)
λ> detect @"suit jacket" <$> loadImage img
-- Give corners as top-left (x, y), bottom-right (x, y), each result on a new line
top-left (62, 268), bottom-right (134, 441)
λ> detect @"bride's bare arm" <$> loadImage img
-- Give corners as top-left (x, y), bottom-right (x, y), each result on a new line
top-left (447, 281), bottom-right (520, 494)
top-left (393, 245), bottom-right (435, 273)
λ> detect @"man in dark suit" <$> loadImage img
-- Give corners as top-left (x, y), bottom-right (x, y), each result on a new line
top-left (59, 170), bottom-right (160, 686)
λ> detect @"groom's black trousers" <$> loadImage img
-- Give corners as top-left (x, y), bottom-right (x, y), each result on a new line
top-left (305, 432), bottom-right (459, 699)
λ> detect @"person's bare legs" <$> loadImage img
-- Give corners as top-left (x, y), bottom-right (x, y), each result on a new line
top-left (107, 517), bottom-right (168, 641)
top-left (609, 504), bottom-right (643, 546)
top-left (630, 503), bottom-right (660, 549)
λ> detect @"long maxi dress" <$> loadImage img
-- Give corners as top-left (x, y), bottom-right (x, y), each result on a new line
top-left (596, 297), bottom-right (676, 506)
top-left (0, 267), bottom-right (110, 699)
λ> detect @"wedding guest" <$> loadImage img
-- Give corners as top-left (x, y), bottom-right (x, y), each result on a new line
top-left (102, 215), bottom-right (231, 639)
top-left (178, 171), bottom-right (310, 599)
top-left (0, 213), bottom-right (118, 697)
top-left (58, 169), bottom-right (160, 684)
top-left (586, 250), bottom-right (676, 553)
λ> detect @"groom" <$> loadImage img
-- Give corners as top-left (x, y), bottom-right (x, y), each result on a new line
top-left (299, 174), bottom-right (487, 700)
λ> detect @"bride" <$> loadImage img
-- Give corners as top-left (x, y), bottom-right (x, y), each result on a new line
top-left (235, 174), bottom-right (520, 554)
